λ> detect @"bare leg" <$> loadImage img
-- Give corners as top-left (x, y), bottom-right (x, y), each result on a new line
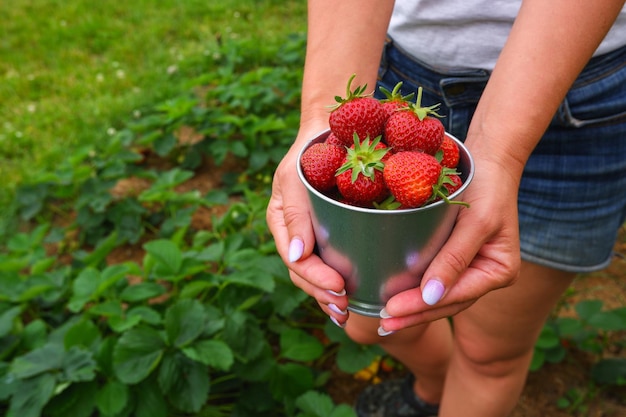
top-left (345, 313), bottom-right (453, 404)
top-left (439, 261), bottom-right (575, 417)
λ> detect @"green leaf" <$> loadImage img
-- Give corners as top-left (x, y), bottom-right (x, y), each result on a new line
top-left (109, 314), bottom-right (143, 333)
top-left (0, 306), bottom-right (22, 337)
top-left (591, 358), bottom-right (626, 385)
top-left (10, 343), bottom-right (63, 378)
top-left (96, 380), bottom-right (129, 416)
top-left (295, 391), bottom-right (334, 416)
top-left (133, 378), bottom-right (168, 417)
top-left (62, 346), bottom-right (97, 382)
top-left (222, 311), bottom-right (265, 361)
top-left (270, 363), bottom-right (315, 400)
top-left (143, 239), bottom-right (183, 276)
top-left (8, 373), bottom-right (56, 417)
top-left (158, 352), bottom-right (210, 413)
top-left (226, 268), bottom-right (275, 292)
top-left (280, 329), bottom-right (324, 362)
top-left (21, 319), bottom-right (48, 350)
top-left (181, 340), bottom-right (234, 371)
top-left (113, 327), bottom-right (165, 384)
top-left (587, 310), bottom-right (626, 331)
top-left (87, 300), bottom-right (123, 317)
top-left (69, 267), bottom-right (100, 312)
top-left (120, 282), bottom-right (166, 302)
top-left (535, 325), bottom-right (561, 349)
top-left (64, 319), bottom-right (101, 350)
top-left (127, 306), bottom-right (162, 326)
top-left (330, 404), bottom-right (358, 417)
top-left (44, 381), bottom-right (97, 417)
top-left (575, 299), bottom-right (603, 321)
top-left (164, 299), bottom-right (206, 348)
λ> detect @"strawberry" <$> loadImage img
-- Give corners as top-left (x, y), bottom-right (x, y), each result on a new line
top-left (335, 135), bottom-right (390, 206)
top-left (329, 74), bottom-right (387, 147)
top-left (300, 142), bottom-right (347, 192)
top-left (384, 87), bottom-right (445, 155)
top-left (383, 151), bottom-right (442, 208)
top-left (442, 174), bottom-right (463, 196)
top-left (379, 81), bottom-right (415, 119)
top-left (325, 132), bottom-right (345, 147)
top-left (438, 135), bottom-right (460, 168)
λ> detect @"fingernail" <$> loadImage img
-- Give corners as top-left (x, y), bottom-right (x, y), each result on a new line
top-left (377, 326), bottom-right (395, 337)
top-left (379, 308), bottom-right (393, 319)
top-left (329, 303), bottom-right (348, 316)
top-left (326, 289), bottom-right (346, 297)
top-left (330, 316), bottom-right (346, 328)
top-left (422, 279), bottom-right (445, 305)
top-left (288, 238), bottom-right (304, 262)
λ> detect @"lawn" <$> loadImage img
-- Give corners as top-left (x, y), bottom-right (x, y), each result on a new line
top-left (0, 0), bottom-right (306, 202)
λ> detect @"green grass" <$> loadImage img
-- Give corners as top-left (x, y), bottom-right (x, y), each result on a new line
top-left (0, 0), bottom-right (306, 201)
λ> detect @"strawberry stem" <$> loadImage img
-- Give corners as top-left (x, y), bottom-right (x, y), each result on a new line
top-left (412, 87), bottom-right (444, 121)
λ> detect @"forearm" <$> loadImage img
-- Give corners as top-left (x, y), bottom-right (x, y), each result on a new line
top-left (467, 0), bottom-right (625, 178)
top-left (298, 0), bottom-right (395, 137)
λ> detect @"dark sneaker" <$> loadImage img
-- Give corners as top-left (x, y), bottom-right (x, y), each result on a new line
top-left (354, 374), bottom-right (440, 417)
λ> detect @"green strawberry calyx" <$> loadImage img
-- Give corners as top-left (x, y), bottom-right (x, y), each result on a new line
top-left (410, 86), bottom-right (444, 121)
top-left (328, 74), bottom-right (374, 111)
top-left (429, 167), bottom-right (470, 207)
top-left (379, 81), bottom-right (415, 104)
top-left (335, 134), bottom-right (390, 183)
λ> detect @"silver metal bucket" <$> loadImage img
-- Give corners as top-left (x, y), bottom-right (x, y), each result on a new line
top-left (297, 129), bottom-right (475, 317)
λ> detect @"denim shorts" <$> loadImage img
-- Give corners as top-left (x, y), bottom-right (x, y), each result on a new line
top-left (376, 38), bottom-right (626, 272)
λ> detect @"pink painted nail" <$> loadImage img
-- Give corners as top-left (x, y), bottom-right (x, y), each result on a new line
top-left (288, 238), bottom-right (304, 262)
top-left (329, 303), bottom-right (348, 316)
top-left (422, 279), bottom-right (445, 305)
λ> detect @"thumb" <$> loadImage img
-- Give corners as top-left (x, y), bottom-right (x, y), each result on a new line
top-left (419, 210), bottom-right (484, 306)
top-left (266, 158), bottom-right (318, 265)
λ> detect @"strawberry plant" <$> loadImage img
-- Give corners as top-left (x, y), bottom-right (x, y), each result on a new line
top-left (531, 299), bottom-right (626, 388)
top-left (0, 34), bottom-right (384, 417)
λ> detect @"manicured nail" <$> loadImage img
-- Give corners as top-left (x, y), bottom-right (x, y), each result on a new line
top-left (422, 279), bottom-right (445, 305)
top-left (288, 238), bottom-right (304, 262)
top-left (379, 308), bottom-right (393, 319)
top-left (377, 326), bottom-right (395, 337)
top-left (330, 316), bottom-right (346, 328)
top-left (329, 303), bottom-right (347, 316)
top-left (326, 289), bottom-right (346, 297)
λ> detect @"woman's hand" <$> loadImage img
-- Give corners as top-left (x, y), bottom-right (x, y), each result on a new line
top-left (379, 148), bottom-right (523, 331)
top-left (266, 129), bottom-right (351, 327)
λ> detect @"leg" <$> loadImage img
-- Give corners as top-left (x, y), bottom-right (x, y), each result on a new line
top-left (345, 313), bottom-right (453, 404)
top-left (439, 261), bottom-right (575, 417)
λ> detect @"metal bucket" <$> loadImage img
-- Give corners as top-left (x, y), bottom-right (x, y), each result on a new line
top-left (297, 129), bottom-right (475, 317)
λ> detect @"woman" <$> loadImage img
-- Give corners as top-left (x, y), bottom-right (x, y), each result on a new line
top-left (266, 1), bottom-right (626, 415)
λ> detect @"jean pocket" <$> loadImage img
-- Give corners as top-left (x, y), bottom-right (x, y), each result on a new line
top-left (554, 53), bottom-right (626, 128)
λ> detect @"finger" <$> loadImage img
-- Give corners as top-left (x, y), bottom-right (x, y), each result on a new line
top-left (288, 254), bottom-right (347, 300)
top-left (418, 207), bottom-right (488, 305)
top-left (380, 299), bottom-right (476, 332)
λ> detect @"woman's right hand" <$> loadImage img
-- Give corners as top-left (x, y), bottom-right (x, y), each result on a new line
top-left (266, 128), bottom-right (351, 327)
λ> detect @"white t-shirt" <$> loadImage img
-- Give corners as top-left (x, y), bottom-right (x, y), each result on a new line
top-left (388, 0), bottom-right (626, 70)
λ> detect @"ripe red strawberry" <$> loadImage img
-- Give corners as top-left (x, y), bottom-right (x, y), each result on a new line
top-left (329, 74), bottom-right (387, 147)
top-left (383, 151), bottom-right (442, 208)
top-left (379, 81), bottom-right (415, 120)
top-left (384, 87), bottom-right (445, 155)
top-left (335, 135), bottom-right (390, 206)
top-left (438, 135), bottom-right (460, 168)
top-left (300, 142), bottom-right (347, 192)
top-left (325, 132), bottom-right (345, 147)
top-left (443, 174), bottom-right (463, 196)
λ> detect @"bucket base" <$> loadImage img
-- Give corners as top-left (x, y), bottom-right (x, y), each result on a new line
top-left (347, 299), bottom-right (385, 317)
